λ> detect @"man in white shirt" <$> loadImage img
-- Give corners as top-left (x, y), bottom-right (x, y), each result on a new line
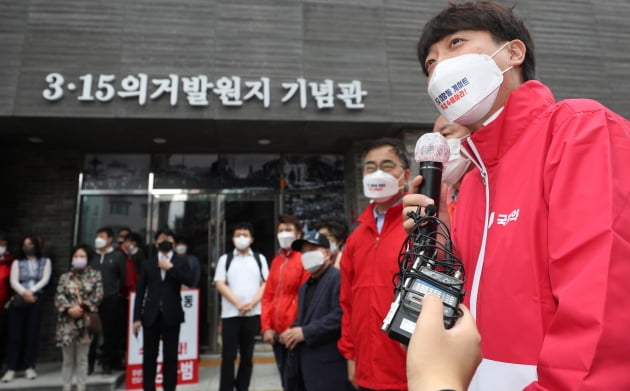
top-left (214, 222), bottom-right (268, 391)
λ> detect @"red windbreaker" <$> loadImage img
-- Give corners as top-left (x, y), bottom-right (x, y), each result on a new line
top-left (261, 249), bottom-right (308, 334)
top-left (339, 201), bottom-right (407, 390)
top-left (454, 81), bottom-right (630, 390)
top-left (0, 251), bottom-right (14, 313)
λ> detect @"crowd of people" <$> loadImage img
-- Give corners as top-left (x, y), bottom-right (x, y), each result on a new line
top-left (0, 227), bottom-right (201, 391)
top-left (1, 1), bottom-right (630, 390)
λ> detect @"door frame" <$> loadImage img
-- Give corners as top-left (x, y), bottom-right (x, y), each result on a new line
top-left (149, 188), bottom-right (278, 353)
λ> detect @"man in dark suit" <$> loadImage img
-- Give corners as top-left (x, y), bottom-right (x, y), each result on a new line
top-left (280, 231), bottom-right (353, 391)
top-left (132, 229), bottom-right (192, 391)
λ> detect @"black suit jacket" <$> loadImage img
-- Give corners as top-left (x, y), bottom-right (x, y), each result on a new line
top-left (294, 265), bottom-right (350, 391)
top-left (133, 253), bottom-right (193, 327)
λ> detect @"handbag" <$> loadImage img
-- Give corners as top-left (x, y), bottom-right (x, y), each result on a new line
top-left (83, 311), bottom-right (102, 334)
top-left (73, 279), bottom-right (102, 334)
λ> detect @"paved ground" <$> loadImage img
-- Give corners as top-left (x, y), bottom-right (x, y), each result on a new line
top-left (0, 349), bottom-right (282, 391)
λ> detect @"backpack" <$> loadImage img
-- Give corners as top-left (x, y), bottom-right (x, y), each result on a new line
top-left (225, 251), bottom-right (266, 283)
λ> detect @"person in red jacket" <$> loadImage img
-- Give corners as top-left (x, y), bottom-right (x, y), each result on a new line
top-left (0, 232), bottom-right (14, 368)
top-left (0, 232), bottom-right (14, 314)
top-left (404, 2), bottom-right (630, 390)
top-left (338, 138), bottom-right (410, 390)
top-left (261, 214), bottom-right (309, 388)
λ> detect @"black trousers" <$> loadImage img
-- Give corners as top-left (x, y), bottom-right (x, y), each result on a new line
top-left (220, 315), bottom-right (260, 391)
top-left (143, 312), bottom-right (181, 391)
top-left (5, 298), bottom-right (44, 370)
top-left (89, 295), bottom-right (125, 371)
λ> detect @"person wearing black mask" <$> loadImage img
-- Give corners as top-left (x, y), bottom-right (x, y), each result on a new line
top-left (2, 235), bottom-right (52, 382)
top-left (132, 228), bottom-right (193, 391)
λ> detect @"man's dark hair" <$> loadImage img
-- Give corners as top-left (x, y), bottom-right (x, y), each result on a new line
top-left (154, 228), bottom-right (175, 241)
top-left (233, 222), bottom-right (254, 237)
top-left (0, 231), bottom-right (8, 242)
top-left (174, 235), bottom-right (188, 244)
top-left (313, 216), bottom-right (350, 246)
top-left (417, 1), bottom-right (535, 81)
top-left (278, 214), bottom-right (302, 235)
top-left (124, 232), bottom-right (143, 245)
top-left (96, 227), bottom-right (114, 238)
top-left (362, 138), bottom-right (410, 169)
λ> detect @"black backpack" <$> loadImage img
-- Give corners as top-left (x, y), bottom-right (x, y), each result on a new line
top-left (225, 251), bottom-right (266, 283)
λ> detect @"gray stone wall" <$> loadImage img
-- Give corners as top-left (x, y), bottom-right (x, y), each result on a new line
top-left (1, 0), bottom-right (628, 124)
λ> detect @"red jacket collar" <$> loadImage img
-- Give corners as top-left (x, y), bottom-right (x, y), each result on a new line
top-left (467, 81), bottom-right (555, 167)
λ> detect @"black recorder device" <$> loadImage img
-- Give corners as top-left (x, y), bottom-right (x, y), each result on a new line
top-left (382, 265), bottom-right (465, 345)
top-left (382, 132), bottom-right (466, 345)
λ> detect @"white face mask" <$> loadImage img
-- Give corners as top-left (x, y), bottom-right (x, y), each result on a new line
top-left (174, 245), bottom-right (187, 255)
top-left (72, 257), bottom-right (88, 270)
top-left (363, 170), bottom-right (405, 203)
top-left (427, 42), bottom-right (512, 125)
top-left (0, 246), bottom-right (5, 257)
top-left (129, 245), bottom-right (139, 255)
top-left (94, 237), bottom-right (107, 250)
top-left (301, 250), bottom-right (326, 274)
top-left (443, 137), bottom-right (471, 187)
top-left (233, 235), bottom-right (251, 251)
top-left (277, 231), bottom-right (296, 250)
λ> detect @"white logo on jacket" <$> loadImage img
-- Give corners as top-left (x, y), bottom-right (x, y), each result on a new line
top-left (490, 209), bottom-right (520, 227)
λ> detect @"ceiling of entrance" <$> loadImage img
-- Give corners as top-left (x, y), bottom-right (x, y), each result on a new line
top-left (2, 117), bottom-right (419, 154)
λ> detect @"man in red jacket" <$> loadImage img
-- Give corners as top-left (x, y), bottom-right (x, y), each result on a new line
top-left (339, 138), bottom-right (410, 390)
top-left (261, 214), bottom-right (308, 388)
top-left (404, 2), bottom-right (630, 390)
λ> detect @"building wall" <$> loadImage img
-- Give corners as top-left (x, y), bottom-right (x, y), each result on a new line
top-left (2, 0), bottom-right (629, 124)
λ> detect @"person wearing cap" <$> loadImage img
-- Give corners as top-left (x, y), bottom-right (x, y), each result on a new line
top-left (279, 231), bottom-right (352, 391)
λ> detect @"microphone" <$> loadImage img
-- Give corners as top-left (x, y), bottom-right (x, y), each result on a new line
top-left (381, 133), bottom-right (464, 344)
top-left (414, 132), bottom-right (451, 206)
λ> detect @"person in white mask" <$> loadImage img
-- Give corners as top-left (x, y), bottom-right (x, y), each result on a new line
top-left (339, 138), bottom-right (411, 390)
top-left (173, 236), bottom-right (201, 288)
top-left (214, 222), bottom-right (268, 391)
top-left (433, 115), bottom-right (472, 225)
top-left (54, 244), bottom-right (103, 391)
top-left (279, 231), bottom-right (353, 391)
top-left (87, 227), bottom-right (126, 375)
top-left (404, 2), bottom-right (630, 391)
top-left (260, 214), bottom-right (308, 389)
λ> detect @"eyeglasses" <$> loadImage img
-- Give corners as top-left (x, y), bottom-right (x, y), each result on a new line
top-left (363, 159), bottom-right (399, 173)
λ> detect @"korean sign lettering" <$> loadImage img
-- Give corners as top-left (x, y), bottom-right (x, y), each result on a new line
top-left (43, 73), bottom-right (368, 110)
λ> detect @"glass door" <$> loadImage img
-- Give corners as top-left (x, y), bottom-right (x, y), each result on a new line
top-left (150, 190), bottom-right (277, 353)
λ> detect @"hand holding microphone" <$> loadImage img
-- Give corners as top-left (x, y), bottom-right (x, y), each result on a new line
top-left (402, 133), bottom-right (450, 233)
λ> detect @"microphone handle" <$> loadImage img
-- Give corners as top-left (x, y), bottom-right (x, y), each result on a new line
top-left (418, 161), bottom-right (443, 240)
top-left (418, 161), bottom-right (443, 204)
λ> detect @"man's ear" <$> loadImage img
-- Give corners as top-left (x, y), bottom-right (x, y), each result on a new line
top-left (403, 168), bottom-right (412, 185)
top-left (508, 39), bottom-right (526, 67)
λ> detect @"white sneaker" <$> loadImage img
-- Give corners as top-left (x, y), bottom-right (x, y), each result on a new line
top-left (25, 368), bottom-right (37, 380)
top-left (1, 370), bottom-right (15, 382)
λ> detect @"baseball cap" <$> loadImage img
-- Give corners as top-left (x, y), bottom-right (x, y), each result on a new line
top-left (291, 231), bottom-right (330, 251)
